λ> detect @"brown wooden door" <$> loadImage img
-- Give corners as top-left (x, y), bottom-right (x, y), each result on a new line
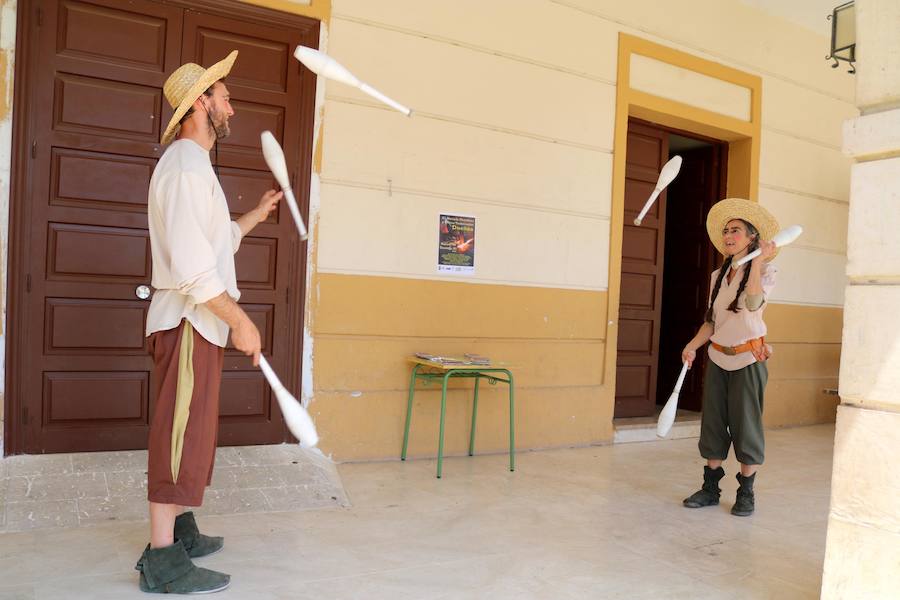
top-left (614, 121), bottom-right (669, 418)
top-left (6, 0), bottom-right (318, 454)
top-left (656, 145), bottom-right (725, 412)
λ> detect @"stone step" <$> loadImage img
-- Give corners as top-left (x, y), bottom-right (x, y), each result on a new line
top-left (0, 444), bottom-right (348, 533)
top-left (613, 409), bottom-right (702, 444)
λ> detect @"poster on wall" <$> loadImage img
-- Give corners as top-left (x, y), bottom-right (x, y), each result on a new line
top-left (437, 213), bottom-right (476, 275)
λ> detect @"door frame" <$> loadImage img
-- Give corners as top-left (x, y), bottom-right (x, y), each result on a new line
top-left (3, 0), bottom-right (321, 455)
top-left (604, 34), bottom-right (763, 430)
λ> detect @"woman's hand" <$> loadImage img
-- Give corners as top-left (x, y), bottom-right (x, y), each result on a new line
top-left (753, 239), bottom-right (777, 263)
top-left (681, 347), bottom-right (696, 368)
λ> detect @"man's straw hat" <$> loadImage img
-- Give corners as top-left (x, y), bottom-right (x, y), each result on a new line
top-left (161, 50), bottom-right (238, 144)
top-left (706, 198), bottom-right (781, 261)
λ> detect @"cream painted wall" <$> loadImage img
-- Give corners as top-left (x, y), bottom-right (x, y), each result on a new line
top-left (629, 54), bottom-right (752, 121)
top-left (322, 0), bottom-right (855, 307)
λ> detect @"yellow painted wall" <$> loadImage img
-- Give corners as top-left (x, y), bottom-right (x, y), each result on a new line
top-left (307, 275), bottom-right (840, 459)
top-left (764, 304), bottom-right (843, 427)
top-left (309, 273), bottom-right (610, 459)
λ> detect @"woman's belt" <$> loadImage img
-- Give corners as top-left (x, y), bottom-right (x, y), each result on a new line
top-left (710, 337), bottom-right (765, 356)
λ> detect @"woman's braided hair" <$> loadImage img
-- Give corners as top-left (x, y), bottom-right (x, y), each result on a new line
top-left (704, 219), bottom-right (760, 324)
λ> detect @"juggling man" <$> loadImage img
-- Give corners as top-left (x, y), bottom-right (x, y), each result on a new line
top-left (135, 50), bottom-right (282, 594)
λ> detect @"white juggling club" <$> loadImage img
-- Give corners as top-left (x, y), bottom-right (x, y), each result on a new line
top-left (258, 355), bottom-right (319, 447)
top-left (634, 155), bottom-right (683, 226)
top-left (260, 131), bottom-right (308, 241)
top-left (732, 225), bottom-right (803, 269)
top-left (293, 45), bottom-right (412, 117)
top-left (657, 362), bottom-right (689, 438)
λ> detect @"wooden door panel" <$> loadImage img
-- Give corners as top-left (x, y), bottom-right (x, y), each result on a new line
top-left (622, 226), bottom-right (660, 264)
top-left (624, 178), bottom-right (661, 221)
top-left (626, 134), bottom-right (664, 169)
top-left (52, 148), bottom-right (154, 213)
top-left (57, 0), bottom-right (173, 75)
top-left (620, 272), bottom-right (656, 310)
top-left (45, 299), bottom-right (148, 351)
top-left (48, 224), bottom-right (151, 280)
top-left (222, 101), bottom-right (285, 158)
top-left (615, 121), bottom-right (668, 418)
top-left (234, 238), bottom-right (278, 288)
top-left (218, 167), bottom-right (281, 221)
top-left (54, 73), bottom-right (163, 141)
top-left (219, 372), bottom-right (269, 418)
top-left (617, 319), bottom-right (654, 354)
top-left (192, 29), bottom-right (291, 93)
top-left (615, 366), bottom-right (650, 402)
top-left (44, 371), bottom-right (149, 424)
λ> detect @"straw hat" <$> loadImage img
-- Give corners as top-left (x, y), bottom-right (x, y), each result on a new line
top-left (161, 50), bottom-right (238, 144)
top-left (706, 198), bottom-right (781, 261)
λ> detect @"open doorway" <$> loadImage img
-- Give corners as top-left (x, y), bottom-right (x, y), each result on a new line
top-left (656, 133), bottom-right (727, 414)
top-left (613, 119), bottom-right (726, 419)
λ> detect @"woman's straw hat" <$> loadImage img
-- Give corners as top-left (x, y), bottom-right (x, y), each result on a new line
top-left (161, 51), bottom-right (238, 144)
top-left (706, 198), bottom-right (781, 261)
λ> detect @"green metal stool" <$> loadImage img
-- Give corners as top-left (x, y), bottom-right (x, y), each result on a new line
top-left (401, 358), bottom-right (515, 478)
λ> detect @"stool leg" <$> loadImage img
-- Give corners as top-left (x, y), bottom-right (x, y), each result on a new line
top-left (506, 370), bottom-right (515, 472)
top-left (401, 364), bottom-right (420, 461)
top-left (437, 373), bottom-right (450, 478)
top-left (468, 377), bottom-right (480, 456)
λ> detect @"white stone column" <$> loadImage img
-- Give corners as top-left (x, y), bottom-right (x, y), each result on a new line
top-left (821, 1), bottom-right (900, 598)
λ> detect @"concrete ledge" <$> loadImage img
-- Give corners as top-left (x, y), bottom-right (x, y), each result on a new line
top-left (843, 108), bottom-right (900, 160)
top-left (613, 410), bottom-right (701, 444)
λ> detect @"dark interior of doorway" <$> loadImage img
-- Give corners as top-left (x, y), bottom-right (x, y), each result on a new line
top-left (656, 133), bottom-right (727, 414)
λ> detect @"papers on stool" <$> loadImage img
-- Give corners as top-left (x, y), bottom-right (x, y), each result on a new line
top-left (416, 352), bottom-right (491, 366)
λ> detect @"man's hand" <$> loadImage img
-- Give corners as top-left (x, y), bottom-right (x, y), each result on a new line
top-left (236, 190), bottom-right (282, 237)
top-left (231, 317), bottom-right (262, 366)
top-left (255, 190), bottom-right (282, 223)
top-left (681, 347), bottom-right (697, 368)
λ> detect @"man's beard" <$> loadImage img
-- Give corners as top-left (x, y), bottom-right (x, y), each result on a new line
top-left (208, 108), bottom-right (230, 140)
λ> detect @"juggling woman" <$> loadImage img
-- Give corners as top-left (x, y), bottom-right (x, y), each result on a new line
top-left (680, 198), bottom-right (779, 517)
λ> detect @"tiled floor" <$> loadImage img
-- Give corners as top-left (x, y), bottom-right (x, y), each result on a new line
top-left (0, 424), bottom-right (834, 599)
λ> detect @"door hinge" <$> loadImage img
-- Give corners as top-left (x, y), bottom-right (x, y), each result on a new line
top-left (22, 406), bottom-right (28, 425)
top-left (285, 286), bottom-right (291, 305)
top-left (31, 140), bottom-right (36, 159)
top-left (37, 7), bottom-right (43, 26)
top-left (26, 273), bottom-right (31, 292)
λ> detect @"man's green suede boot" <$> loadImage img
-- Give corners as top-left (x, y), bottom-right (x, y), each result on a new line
top-left (175, 511), bottom-right (224, 558)
top-left (135, 540), bottom-right (230, 594)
